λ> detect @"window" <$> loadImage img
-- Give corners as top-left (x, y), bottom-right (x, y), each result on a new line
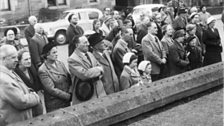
top-left (48, 0), bottom-right (56, 6)
top-left (47, 0), bottom-right (67, 7)
top-left (58, 0), bottom-right (66, 5)
top-left (0, 0), bottom-right (10, 11)
top-left (89, 0), bottom-right (97, 3)
top-left (88, 11), bottom-right (99, 20)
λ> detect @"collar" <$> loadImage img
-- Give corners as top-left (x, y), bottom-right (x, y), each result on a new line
top-left (119, 39), bottom-right (128, 47)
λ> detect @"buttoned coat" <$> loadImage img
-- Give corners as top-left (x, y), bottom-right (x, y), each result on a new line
top-left (93, 50), bottom-right (120, 94)
top-left (142, 34), bottom-right (166, 75)
top-left (24, 25), bottom-right (35, 44)
top-left (168, 40), bottom-right (189, 76)
top-left (29, 34), bottom-right (48, 69)
top-left (0, 66), bottom-right (40, 126)
top-left (112, 39), bottom-right (130, 78)
top-left (38, 60), bottom-right (71, 112)
top-left (68, 50), bottom-right (106, 105)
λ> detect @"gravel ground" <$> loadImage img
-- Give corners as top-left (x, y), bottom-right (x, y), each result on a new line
top-left (115, 86), bottom-right (223, 126)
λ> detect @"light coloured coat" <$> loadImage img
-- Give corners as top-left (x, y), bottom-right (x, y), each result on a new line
top-left (68, 50), bottom-right (106, 105)
top-left (0, 65), bottom-right (40, 126)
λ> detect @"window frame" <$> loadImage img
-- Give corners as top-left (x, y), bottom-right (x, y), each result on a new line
top-left (0, 0), bottom-right (11, 11)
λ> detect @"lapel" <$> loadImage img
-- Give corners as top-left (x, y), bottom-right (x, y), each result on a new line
top-left (93, 50), bottom-right (109, 66)
top-left (147, 34), bottom-right (162, 51)
top-left (14, 67), bottom-right (33, 87)
top-left (44, 61), bottom-right (66, 77)
top-left (75, 50), bottom-right (92, 68)
top-left (164, 36), bottom-right (174, 46)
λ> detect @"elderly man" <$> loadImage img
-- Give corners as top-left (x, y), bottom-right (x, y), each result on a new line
top-left (89, 33), bottom-right (120, 94)
top-left (66, 14), bottom-right (84, 56)
top-left (112, 27), bottom-right (132, 79)
top-left (142, 22), bottom-right (166, 81)
top-left (68, 35), bottom-right (106, 105)
top-left (0, 45), bottom-right (40, 126)
top-left (29, 23), bottom-right (49, 69)
top-left (24, 16), bottom-right (37, 45)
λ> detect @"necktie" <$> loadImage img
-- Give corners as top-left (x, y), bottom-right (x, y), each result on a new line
top-left (85, 53), bottom-right (92, 65)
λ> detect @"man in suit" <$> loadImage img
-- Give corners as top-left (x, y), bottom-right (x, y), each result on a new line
top-left (89, 33), bottom-right (120, 94)
top-left (172, 8), bottom-right (188, 31)
top-left (66, 14), bottom-right (84, 56)
top-left (24, 16), bottom-right (37, 45)
top-left (68, 35), bottom-right (106, 105)
top-left (136, 16), bottom-right (151, 44)
top-left (142, 22), bottom-right (166, 81)
top-left (29, 23), bottom-right (49, 69)
top-left (112, 27), bottom-right (132, 79)
top-left (0, 45), bottom-right (40, 126)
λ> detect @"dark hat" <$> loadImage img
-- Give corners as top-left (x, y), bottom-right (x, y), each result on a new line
top-left (42, 42), bottom-right (57, 55)
top-left (173, 29), bottom-right (186, 40)
top-left (178, 8), bottom-right (187, 14)
top-left (4, 27), bottom-right (17, 36)
top-left (88, 33), bottom-right (104, 47)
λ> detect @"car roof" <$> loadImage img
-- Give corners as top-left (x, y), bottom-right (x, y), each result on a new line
top-left (133, 4), bottom-right (164, 10)
top-left (64, 8), bottom-right (101, 13)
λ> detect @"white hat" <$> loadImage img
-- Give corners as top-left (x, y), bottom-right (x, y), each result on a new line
top-left (122, 52), bottom-right (134, 64)
top-left (138, 61), bottom-right (151, 71)
top-left (207, 16), bottom-right (216, 24)
top-left (189, 12), bottom-right (198, 19)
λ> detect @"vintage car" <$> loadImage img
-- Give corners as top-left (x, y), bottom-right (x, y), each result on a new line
top-left (39, 8), bottom-right (103, 44)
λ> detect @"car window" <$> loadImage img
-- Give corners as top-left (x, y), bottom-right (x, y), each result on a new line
top-left (152, 7), bottom-right (160, 12)
top-left (88, 11), bottom-right (99, 20)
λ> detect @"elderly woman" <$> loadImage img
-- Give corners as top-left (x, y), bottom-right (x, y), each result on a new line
top-left (1, 28), bottom-right (23, 50)
top-left (120, 52), bottom-right (142, 90)
top-left (138, 60), bottom-right (152, 85)
top-left (14, 49), bottom-right (44, 116)
top-left (168, 30), bottom-right (189, 76)
top-left (203, 16), bottom-right (222, 66)
top-left (38, 42), bottom-right (72, 112)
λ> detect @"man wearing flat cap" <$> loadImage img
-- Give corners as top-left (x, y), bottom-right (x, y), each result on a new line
top-left (89, 33), bottom-right (120, 94)
top-left (172, 8), bottom-right (188, 31)
top-left (68, 35), bottom-right (106, 105)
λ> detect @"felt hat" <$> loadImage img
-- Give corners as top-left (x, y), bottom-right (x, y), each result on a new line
top-left (178, 8), bottom-right (188, 14)
top-left (173, 29), bottom-right (186, 40)
top-left (42, 42), bottom-right (57, 55)
top-left (88, 33), bottom-right (104, 47)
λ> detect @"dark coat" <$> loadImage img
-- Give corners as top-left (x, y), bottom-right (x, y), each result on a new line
top-left (195, 24), bottom-right (205, 54)
top-left (29, 33), bottom-right (48, 69)
top-left (203, 27), bottom-right (222, 66)
top-left (172, 16), bottom-right (187, 31)
top-left (24, 25), bottom-right (35, 44)
top-left (155, 23), bottom-right (163, 40)
top-left (66, 24), bottom-right (84, 56)
top-left (185, 45), bottom-right (203, 70)
top-left (168, 40), bottom-right (189, 76)
top-left (38, 60), bottom-right (71, 112)
top-left (93, 50), bottom-right (120, 94)
top-left (14, 64), bottom-right (43, 92)
top-left (136, 24), bottom-right (148, 44)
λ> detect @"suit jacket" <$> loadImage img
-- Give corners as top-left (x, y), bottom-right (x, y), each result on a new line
top-left (112, 39), bottom-right (130, 78)
top-left (14, 64), bottom-right (43, 92)
top-left (168, 40), bottom-right (189, 76)
top-left (172, 16), bottom-right (187, 31)
top-left (66, 24), bottom-right (84, 56)
top-left (120, 66), bottom-right (141, 91)
top-left (142, 33), bottom-right (166, 74)
top-left (68, 50), bottom-right (106, 105)
top-left (38, 60), bottom-right (71, 112)
top-left (29, 33), bottom-right (48, 69)
top-left (0, 65), bottom-right (40, 126)
top-left (24, 25), bottom-right (35, 44)
top-left (93, 50), bottom-right (120, 94)
top-left (155, 23), bottom-right (163, 40)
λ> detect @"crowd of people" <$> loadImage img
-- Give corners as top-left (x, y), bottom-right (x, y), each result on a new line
top-left (0, 3), bottom-right (223, 125)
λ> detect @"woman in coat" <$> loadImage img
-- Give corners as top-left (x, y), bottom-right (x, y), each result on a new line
top-left (168, 29), bottom-right (189, 76)
top-left (203, 16), bottom-right (222, 66)
top-left (38, 42), bottom-right (72, 112)
top-left (14, 50), bottom-right (44, 116)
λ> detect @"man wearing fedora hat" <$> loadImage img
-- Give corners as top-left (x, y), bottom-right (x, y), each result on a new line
top-left (68, 35), bottom-right (106, 105)
top-left (172, 8), bottom-right (188, 31)
top-left (89, 33), bottom-right (120, 94)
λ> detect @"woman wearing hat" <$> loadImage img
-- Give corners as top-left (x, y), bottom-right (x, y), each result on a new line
top-left (120, 52), bottom-right (142, 90)
top-left (168, 29), bottom-right (189, 76)
top-left (138, 60), bottom-right (152, 84)
top-left (38, 43), bottom-right (72, 112)
top-left (203, 16), bottom-right (222, 66)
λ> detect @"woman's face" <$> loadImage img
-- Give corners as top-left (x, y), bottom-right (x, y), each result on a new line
top-left (94, 21), bottom-right (101, 30)
top-left (189, 27), bottom-right (196, 35)
top-left (6, 30), bottom-right (15, 41)
top-left (166, 25), bottom-right (174, 36)
top-left (20, 52), bottom-right (31, 68)
top-left (209, 20), bottom-right (216, 28)
top-left (129, 59), bottom-right (138, 69)
top-left (189, 38), bottom-right (197, 47)
top-left (47, 47), bottom-right (58, 61)
top-left (145, 64), bottom-right (152, 74)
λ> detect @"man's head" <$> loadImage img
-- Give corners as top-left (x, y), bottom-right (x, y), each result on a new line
top-left (148, 22), bottom-right (158, 35)
top-left (121, 27), bottom-right (133, 43)
top-left (28, 16), bottom-right (37, 26)
top-left (34, 23), bottom-right (44, 34)
top-left (68, 14), bottom-right (79, 25)
top-left (75, 36), bottom-right (90, 53)
top-left (154, 13), bottom-right (162, 25)
top-left (200, 5), bottom-right (207, 13)
top-left (0, 44), bottom-right (18, 70)
top-left (88, 33), bottom-right (106, 53)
